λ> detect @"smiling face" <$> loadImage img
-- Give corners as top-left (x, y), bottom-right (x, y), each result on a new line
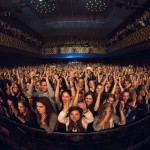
top-left (89, 80), bottom-right (94, 88)
top-left (36, 102), bottom-right (46, 115)
top-left (107, 97), bottom-right (115, 104)
top-left (69, 110), bottom-right (81, 122)
top-left (84, 94), bottom-right (93, 106)
top-left (115, 85), bottom-right (120, 94)
top-left (78, 78), bottom-right (84, 89)
top-left (41, 81), bottom-right (48, 92)
top-left (122, 92), bottom-right (130, 103)
top-left (96, 85), bottom-right (103, 93)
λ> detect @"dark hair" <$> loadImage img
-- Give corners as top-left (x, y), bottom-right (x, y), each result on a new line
top-left (7, 95), bottom-right (18, 108)
top-left (40, 78), bottom-right (46, 84)
top-left (18, 98), bottom-right (31, 121)
top-left (68, 106), bottom-right (82, 116)
top-left (106, 93), bottom-right (115, 101)
top-left (136, 85), bottom-right (145, 95)
top-left (68, 106), bottom-right (85, 132)
top-left (36, 97), bottom-right (55, 125)
top-left (84, 91), bottom-right (95, 109)
top-left (120, 90), bottom-right (131, 99)
top-left (60, 90), bottom-right (72, 98)
top-left (18, 98), bottom-right (30, 109)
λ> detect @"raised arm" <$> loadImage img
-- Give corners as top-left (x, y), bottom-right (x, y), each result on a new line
top-left (72, 83), bottom-right (80, 106)
top-left (27, 71), bottom-right (35, 96)
top-left (64, 73), bottom-right (70, 90)
top-left (58, 101), bottom-right (72, 124)
top-left (101, 74), bottom-right (108, 86)
top-left (84, 71), bottom-right (89, 93)
top-left (111, 75), bottom-right (118, 94)
top-left (46, 71), bottom-right (54, 98)
top-left (69, 71), bottom-right (76, 100)
top-left (54, 74), bottom-right (62, 111)
top-left (118, 101), bottom-right (126, 125)
top-left (94, 86), bottom-right (103, 111)
top-left (78, 102), bottom-right (94, 123)
top-left (118, 77), bottom-right (124, 92)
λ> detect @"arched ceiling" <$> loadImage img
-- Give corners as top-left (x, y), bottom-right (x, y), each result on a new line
top-left (0, 0), bottom-right (148, 39)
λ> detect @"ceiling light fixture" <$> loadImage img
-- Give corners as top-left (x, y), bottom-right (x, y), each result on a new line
top-left (33, 0), bottom-right (56, 14)
top-left (86, 0), bottom-right (107, 13)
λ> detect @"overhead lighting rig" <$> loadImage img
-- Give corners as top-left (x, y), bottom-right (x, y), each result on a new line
top-left (86, 0), bottom-right (107, 13)
top-left (33, 0), bottom-right (56, 14)
top-left (0, 0), bottom-right (56, 17)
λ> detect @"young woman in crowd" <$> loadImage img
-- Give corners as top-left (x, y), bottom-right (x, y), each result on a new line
top-left (93, 102), bottom-right (126, 131)
top-left (17, 98), bottom-right (38, 128)
top-left (54, 73), bottom-right (74, 112)
top-left (7, 96), bottom-right (20, 122)
top-left (36, 97), bottom-right (58, 133)
top-left (0, 63), bottom-right (149, 133)
top-left (58, 101), bottom-right (94, 132)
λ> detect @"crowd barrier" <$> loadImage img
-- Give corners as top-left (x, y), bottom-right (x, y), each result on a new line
top-left (0, 114), bottom-right (150, 150)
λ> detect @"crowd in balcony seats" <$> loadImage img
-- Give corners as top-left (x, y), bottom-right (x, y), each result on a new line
top-left (108, 10), bottom-right (150, 46)
top-left (0, 18), bottom-right (42, 47)
top-left (42, 41), bottom-right (106, 55)
top-left (0, 32), bottom-right (40, 54)
top-left (0, 63), bottom-right (149, 133)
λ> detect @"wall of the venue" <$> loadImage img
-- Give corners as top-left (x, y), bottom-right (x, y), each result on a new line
top-left (0, 53), bottom-right (42, 68)
top-left (41, 48), bottom-right (150, 66)
top-left (0, 48), bottom-right (149, 68)
top-left (107, 48), bottom-right (150, 65)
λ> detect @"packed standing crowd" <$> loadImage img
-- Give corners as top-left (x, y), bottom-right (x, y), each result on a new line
top-left (0, 63), bottom-right (149, 133)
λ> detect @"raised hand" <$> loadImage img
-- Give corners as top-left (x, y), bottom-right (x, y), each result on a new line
top-left (54, 74), bottom-right (59, 82)
top-left (78, 102), bottom-right (87, 113)
top-left (145, 90), bottom-right (150, 104)
top-left (119, 101), bottom-right (125, 112)
top-left (69, 71), bottom-right (75, 80)
top-left (63, 101), bottom-right (72, 113)
top-left (11, 106), bottom-right (19, 117)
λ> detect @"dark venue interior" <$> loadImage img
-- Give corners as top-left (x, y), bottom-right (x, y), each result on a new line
top-left (0, 0), bottom-right (150, 150)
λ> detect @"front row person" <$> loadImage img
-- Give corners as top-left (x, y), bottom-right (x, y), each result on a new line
top-left (93, 102), bottom-right (126, 131)
top-left (58, 102), bottom-right (94, 132)
top-left (36, 97), bottom-right (58, 133)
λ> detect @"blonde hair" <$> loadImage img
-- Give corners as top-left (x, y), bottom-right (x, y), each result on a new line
top-left (98, 103), bottom-right (114, 119)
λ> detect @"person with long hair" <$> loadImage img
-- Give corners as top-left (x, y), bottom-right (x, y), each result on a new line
top-left (93, 102), bottom-right (126, 131)
top-left (17, 98), bottom-right (38, 128)
top-left (36, 97), bottom-right (58, 133)
top-left (58, 101), bottom-right (94, 132)
top-left (73, 87), bottom-right (103, 116)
